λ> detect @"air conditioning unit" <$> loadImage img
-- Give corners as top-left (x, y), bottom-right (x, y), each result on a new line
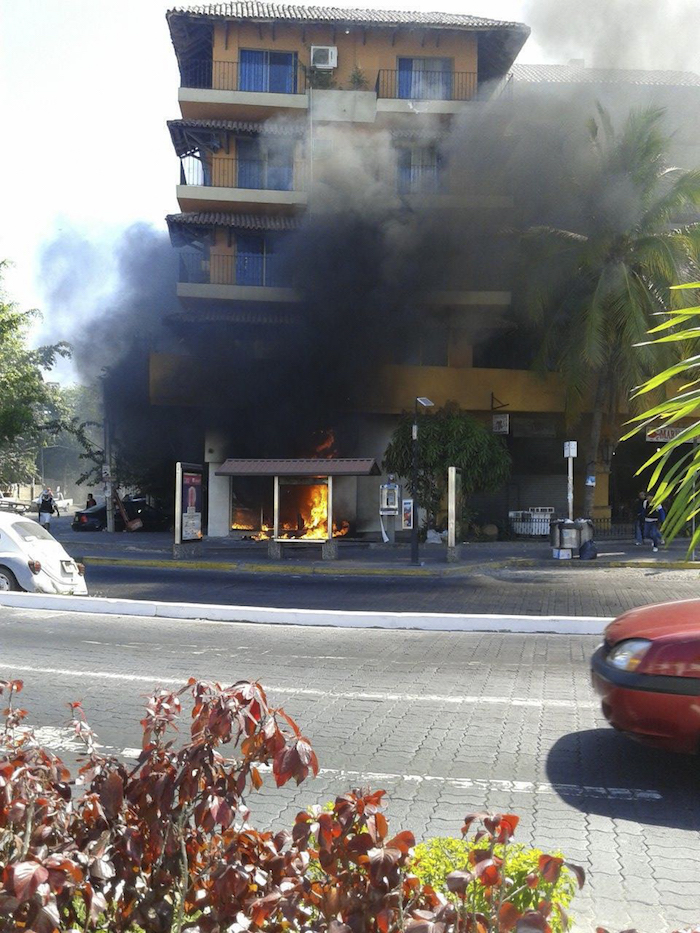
top-left (310, 46), bottom-right (338, 70)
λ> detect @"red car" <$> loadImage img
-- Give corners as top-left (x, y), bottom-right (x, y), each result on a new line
top-left (592, 599), bottom-right (700, 754)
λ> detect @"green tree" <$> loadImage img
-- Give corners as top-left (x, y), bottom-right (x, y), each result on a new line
top-left (521, 106), bottom-right (700, 516)
top-left (623, 281), bottom-right (700, 552)
top-left (0, 262), bottom-right (70, 485)
top-left (383, 402), bottom-right (511, 528)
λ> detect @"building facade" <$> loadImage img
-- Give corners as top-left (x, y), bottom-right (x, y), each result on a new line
top-left (159, 2), bottom-right (620, 537)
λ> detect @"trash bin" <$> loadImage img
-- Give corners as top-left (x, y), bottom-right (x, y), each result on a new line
top-left (575, 518), bottom-right (594, 544)
top-left (560, 523), bottom-right (580, 550)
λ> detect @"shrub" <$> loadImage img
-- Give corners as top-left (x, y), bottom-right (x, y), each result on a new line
top-left (412, 837), bottom-right (577, 933)
top-left (0, 676), bottom-right (691, 933)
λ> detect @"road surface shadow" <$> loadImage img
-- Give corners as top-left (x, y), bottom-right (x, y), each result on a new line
top-left (546, 728), bottom-right (699, 829)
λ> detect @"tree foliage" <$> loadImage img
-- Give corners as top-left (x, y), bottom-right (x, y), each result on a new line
top-left (520, 106), bottom-right (700, 515)
top-left (383, 404), bottom-right (511, 528)
top-left (622, 282), bottom-right (700, 553)
top-left (0, 262), bottom-right (70, 484)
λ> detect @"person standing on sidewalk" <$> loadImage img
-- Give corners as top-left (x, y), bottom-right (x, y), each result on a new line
top-left (38, 488), bottom-right (59, 534)
top-left (641, 493), bottom-right (665, 552)
top-left (634, 491), bottom-right (647, 545)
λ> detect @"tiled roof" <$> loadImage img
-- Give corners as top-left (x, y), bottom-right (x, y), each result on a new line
top-left (166, 211), bottom-right (301, 230)
top-left (512, 63), bottom-right (700, 88)
top-left (215, 457), bottom-right (381, 475)
top-left (168, 2), bottom-right (527, 31)
top-left (168, 118), bottom-right (305, 156)
top-left (167, 118), bottom-right (304, 135)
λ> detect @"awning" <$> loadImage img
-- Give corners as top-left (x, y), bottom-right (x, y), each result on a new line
top-left (216, 458), bottom-right (380, 476)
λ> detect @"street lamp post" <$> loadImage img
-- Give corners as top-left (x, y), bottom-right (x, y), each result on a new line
top-left (411, 396), bottom-right (434, 565)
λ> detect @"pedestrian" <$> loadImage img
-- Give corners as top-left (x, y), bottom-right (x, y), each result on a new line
top-left (86, 493), bottom-right (97, 509)
top-left (38, 488), bottom-right (59, 534)
top-left (634, 491), bottom-right (647, 545)
top-left (641, 492), bottom-right (664, 552)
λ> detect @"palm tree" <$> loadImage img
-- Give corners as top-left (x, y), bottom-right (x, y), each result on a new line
top-left (520, 105), bottom-right (700, 517)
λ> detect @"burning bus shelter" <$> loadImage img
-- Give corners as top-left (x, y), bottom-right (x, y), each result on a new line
top-left (215, 458), bottom-right (380, 559)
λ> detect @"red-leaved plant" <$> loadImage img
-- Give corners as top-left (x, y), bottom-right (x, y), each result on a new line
top-left (0, 677), bottom-right (693, 933)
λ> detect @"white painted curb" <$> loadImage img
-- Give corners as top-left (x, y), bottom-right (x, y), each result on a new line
top-left (0, 592), bottom-right (612, 635)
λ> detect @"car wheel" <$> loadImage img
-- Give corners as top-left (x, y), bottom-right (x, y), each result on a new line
top-left (0, 567), bottom-right (21, 592)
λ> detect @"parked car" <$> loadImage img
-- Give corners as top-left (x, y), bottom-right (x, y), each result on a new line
top-left (0, 512), bottom-right (87, 594)
top-left (0, 491), bottom-right (29, 514)
top-left (591, 599), bottom-right (700, 753)
top-left (71, 498), bottom-right (172, 532)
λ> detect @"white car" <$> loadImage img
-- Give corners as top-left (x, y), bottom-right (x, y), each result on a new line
top-left (0, 512), bottom-right (88, 595)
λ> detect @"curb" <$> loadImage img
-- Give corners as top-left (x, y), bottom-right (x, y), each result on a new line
top-left (80, 555), bottom-right (528, 577)
top-left (607, 560), bottom-right (700, 570)
top-left (0, 592), bottom-right (611, 635)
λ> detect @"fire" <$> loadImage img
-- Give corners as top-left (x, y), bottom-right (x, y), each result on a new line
top-left (244, 484), bottom-right (349, 541)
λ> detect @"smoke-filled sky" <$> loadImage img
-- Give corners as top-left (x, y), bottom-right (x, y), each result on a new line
top-left (1, 0), bottom-right (698, 378)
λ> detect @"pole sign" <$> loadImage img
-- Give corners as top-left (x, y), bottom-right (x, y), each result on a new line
top-left (563, 441), bottom-right (578, 458)
top-left (175, 462), bottom-right (205, 545)
top-left (401, 499), bottom-right (414, 530)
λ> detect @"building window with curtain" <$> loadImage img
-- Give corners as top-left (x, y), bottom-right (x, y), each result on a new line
top-left (236, 138), bottom-right (294, 191)
top-left (396, 146), bottom-right (447, 194)
top-left (239, 50), bottom-right (298, 94)
top-left (235, 232), bottom-right (289, 287)
top-left (397, 57), bottom-right (452, 100)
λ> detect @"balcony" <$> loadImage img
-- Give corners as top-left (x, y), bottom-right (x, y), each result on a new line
top-left (177, 251), bottom-right (298, 303)
top-left (179, 58), bottom-right (308, 119)
top-left (177, 157), bottom-right (307, 212)
top-left (376, 70), bottom-right (512, 116)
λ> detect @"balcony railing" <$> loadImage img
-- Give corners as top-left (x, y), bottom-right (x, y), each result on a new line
top-left (180, 59), bottom-right (307, 95)
top-left (179, 251), bottom-right (291, 289)
top-left (397, 163), bottom-right (448, 195)
top-left (377, 69), bottom-right (477, 102)
top-left (180, 157), bottom-right (305, 192)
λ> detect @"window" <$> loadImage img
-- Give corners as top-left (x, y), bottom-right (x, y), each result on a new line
top-left (12, 521), bottom-right (54, 542)
top-left (235, 233), bottom-right (288, 287)
top-left (239, 50), bottom-right (298, 94)
top-left (394, 325), bottom-right (449, 366)
top-left (396, 146), bottom-right (446, 194)
top-left (236, 138), bottom-right (294, 191)
top-left (397, 57), bottom-right (452, 101)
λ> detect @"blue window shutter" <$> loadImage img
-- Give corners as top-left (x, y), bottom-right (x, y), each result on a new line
top-left (397, 148), bottom-right (411, 193)
top-left (266, 142), bottom-right (294, 191)
top-left (268, 52), bottom-right (295, 93)
top-left (236, 233), bottom-right (264, 285)
top-left (240, 50), bottom-right (266, 91)
top-left (264, 234), bottom-right (290, 286)
top-left (397, 58), bottom-right (413, 99)
top-left (237, 138), bottom-right (263, 189)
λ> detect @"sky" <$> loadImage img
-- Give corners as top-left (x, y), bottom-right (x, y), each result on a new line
top-left (1, 0), bottom-right (698, 338)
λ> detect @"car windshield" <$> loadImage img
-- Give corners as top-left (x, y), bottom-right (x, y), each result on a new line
top-left (12, 521), bottom-right (54, 542)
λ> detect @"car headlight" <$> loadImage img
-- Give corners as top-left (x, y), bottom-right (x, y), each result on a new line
top-left (607, 639), bottom-right (652, 671)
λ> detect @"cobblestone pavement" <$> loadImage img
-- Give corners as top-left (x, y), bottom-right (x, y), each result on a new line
top-left (2, 607), bottom-right (699, 931)
top-left (85, 561), bottom-right (700, 617)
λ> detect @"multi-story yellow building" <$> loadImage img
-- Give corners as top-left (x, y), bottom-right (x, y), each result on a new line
top-left (158, 2), bottom-right (614, 537)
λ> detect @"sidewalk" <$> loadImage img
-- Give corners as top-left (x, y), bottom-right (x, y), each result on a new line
top-left (49, 517), bottom-right (700, 577)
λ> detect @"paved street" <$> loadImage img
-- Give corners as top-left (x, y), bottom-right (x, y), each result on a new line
top-left (84, 562), bottom-right (700, 617)
top-left (1, 606), bottom-right (698, 932)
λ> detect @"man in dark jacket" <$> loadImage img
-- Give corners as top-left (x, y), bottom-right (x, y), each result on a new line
top-left (38, 488), bottom-right (59, 533)
top-left (641, 493), bottom-right (664, 552)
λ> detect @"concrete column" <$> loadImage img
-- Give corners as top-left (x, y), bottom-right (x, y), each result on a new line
top-left (207, 463), bottom-right (230, 537)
